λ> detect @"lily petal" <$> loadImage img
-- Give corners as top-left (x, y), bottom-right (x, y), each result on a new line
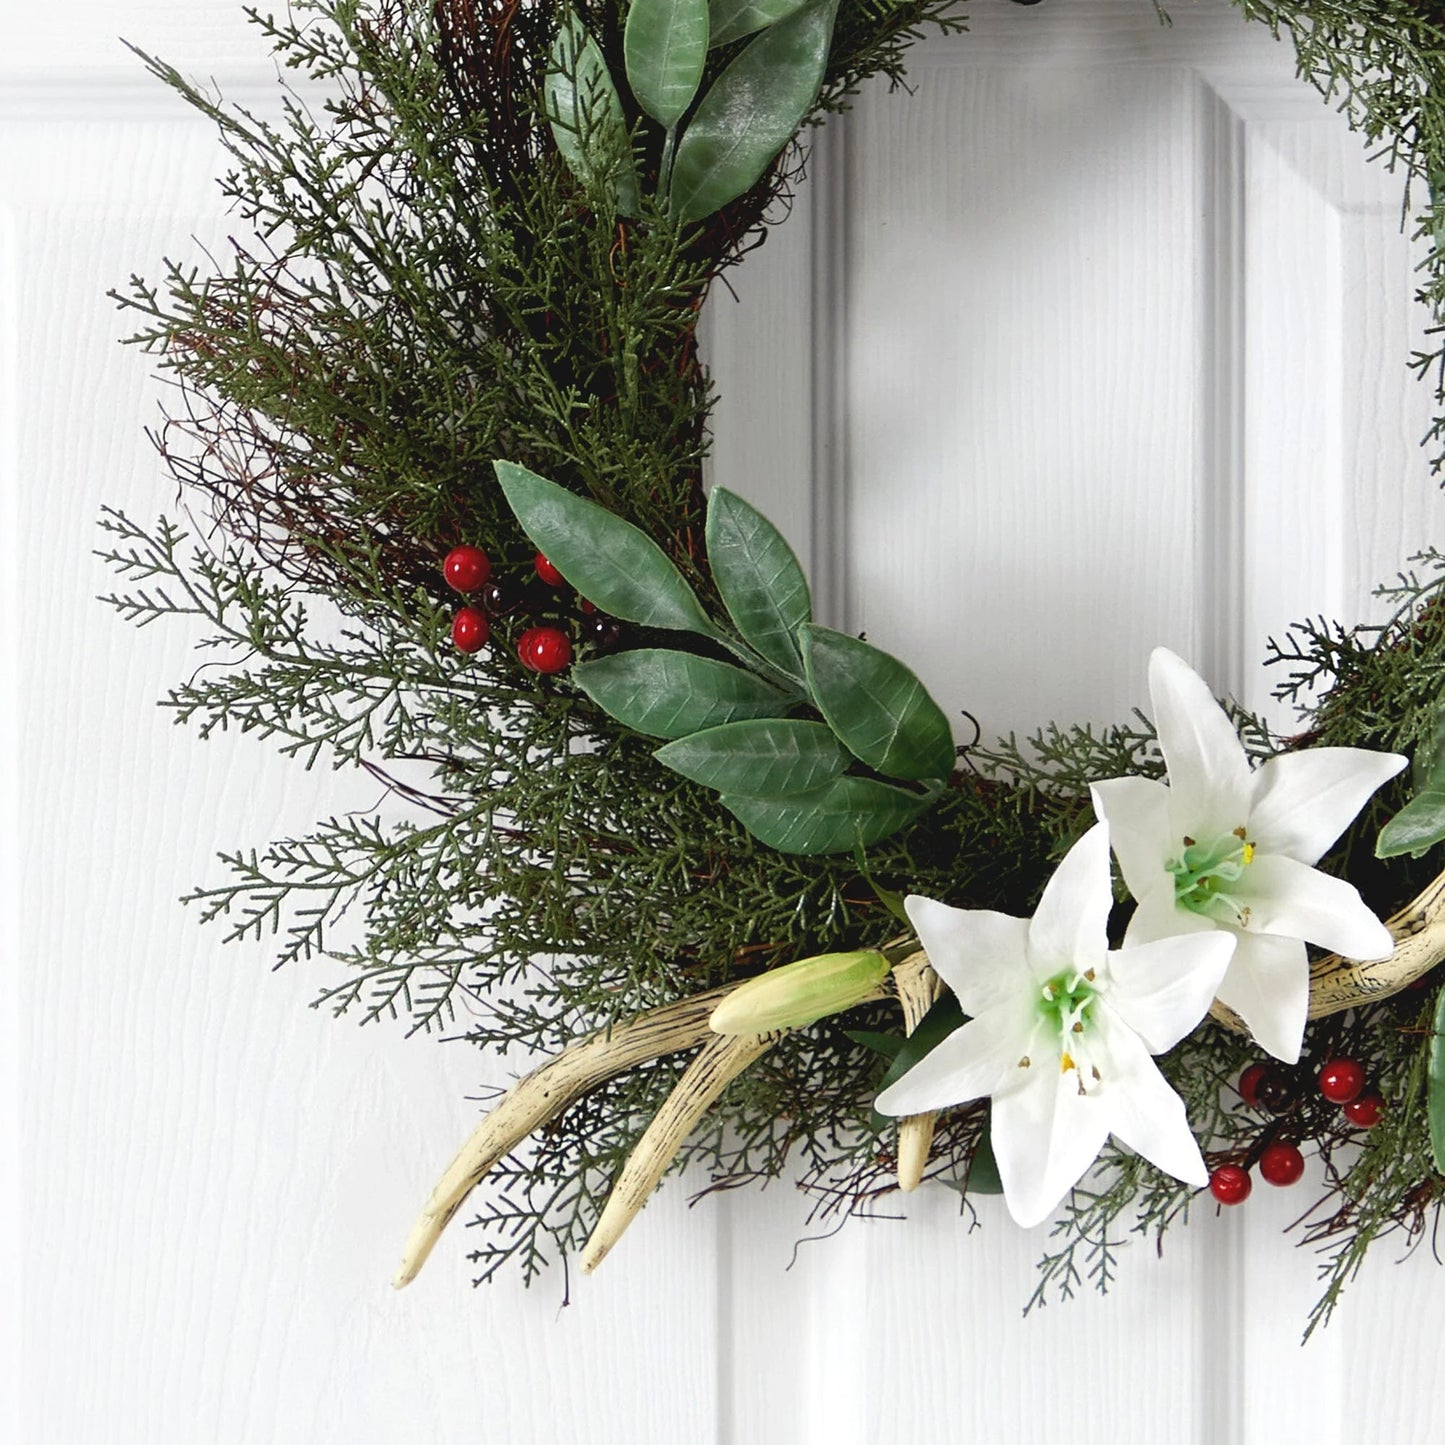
top-left (1213, 930), bottom-right (1309, 1064)
top-left (1247, 747), bottom-right (1406, 866)
top-left (1149, 648), bottom-right (1252, 840)
top-left (1103, 932), bottom-right (1235, 1054)
top-left (1238, 854), bottom-right (1395, 960)
top-left (1090, 776), bottom-right (1173, 902)
top-left (1027, 822), bottom-right (1113, 977)
top-left (991, 1065), bottom-right (1112, 1229)
top-left (903, 896), bottom-right (1031, 1018)
top-left (874, 1006), bottom-right (1040, 1118)
top-left (1095, 1011), bottom-right (1208, 1186)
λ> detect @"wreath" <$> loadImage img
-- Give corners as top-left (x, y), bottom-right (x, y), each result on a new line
top-left (102, 0), bottom-right (1445, 1332)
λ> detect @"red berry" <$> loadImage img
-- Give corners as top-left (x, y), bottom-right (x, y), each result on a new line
top-left (1259, 1141), bottom-right (1305, 1187)
top-left (518, 625), bottom-right (571, 674)
top-left (1238, 1062), bottom-right (1268, 1108)
top-left (443, 545), bottom-right (491, 593)
top-left (580, 598), bottom-right (597, 614)
top-left (1209, 1165), bottom-right (1252, 1205)
top-left (1318, 1058), bottom-right (1366, 1105)
top-left (452, 606), bottom-right (489, 654)
top-left (534, 552), bottom-right (565, 588)
top-left (1343, 1092), bottom-right (1384, 1128)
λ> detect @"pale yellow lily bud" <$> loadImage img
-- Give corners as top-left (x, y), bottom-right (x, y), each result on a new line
top-left (708, 950), bottom-right (891, 1036)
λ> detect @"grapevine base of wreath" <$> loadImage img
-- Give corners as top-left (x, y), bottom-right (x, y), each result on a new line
top-left (102, 0), bottom-right (1445, 1335)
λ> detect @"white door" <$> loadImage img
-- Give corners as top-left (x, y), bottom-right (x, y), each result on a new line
top-left (9, 1), bottom-right (1445, 1440)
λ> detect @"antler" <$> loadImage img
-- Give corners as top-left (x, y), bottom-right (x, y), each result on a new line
top-left (892, 950), bottom-right (942, 1192)
top-left (392, 985), bottom-right (731, 1288)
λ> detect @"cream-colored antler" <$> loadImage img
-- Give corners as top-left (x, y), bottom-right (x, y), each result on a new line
top-left (392, 985), bottom-right (731, 1288)
top-left (1210, 865), bottom-right (1445, 1035)
top-left (892, 949), bottom-right (942, 1192)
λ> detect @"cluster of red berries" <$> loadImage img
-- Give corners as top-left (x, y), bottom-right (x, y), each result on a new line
top-left (441, 544), bottom-right (622, 674)
top-left (1207, 1054), bottom-right (1384, 1206)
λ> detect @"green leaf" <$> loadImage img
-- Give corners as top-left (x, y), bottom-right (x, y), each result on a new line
top-left (706, 487), bottom-right (811, 681)
top-left (546, 10), bottom-right (641, 215)
top-left (1431, 986), bottom-right (1445, 1174)
top-left (866, 993), bottom-right (965, 1133)
top-left (708, 0), bottom-right (809, 48)
top-left (965, 1130), bottom-right (1004, 1195)
top-left (654, 718), bottom-right (845, 796)
top-left (852, 842), bottom-right (910, 926)
top-left (799, 623), bottom-right (955, 782)
top-left (668, 0), bottom-right (838, 223)
top-left (720, 774), bottom-right (935, 854)
top-left (1378, 702), bottom-right (1445, 858)
top-left (574, 649), bottom-right (791, 739)
top-left (844, 1028), bottom-right (906, 1062)
top-left (496, 462), bottom-right (718, 637)
top-left (625, 0), bottom-right (710, 128)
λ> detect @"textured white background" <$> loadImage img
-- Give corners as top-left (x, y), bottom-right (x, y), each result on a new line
top-left (8, 1), bottom-right (1445, 1441)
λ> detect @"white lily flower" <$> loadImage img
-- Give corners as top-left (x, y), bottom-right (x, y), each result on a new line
top-left (1091, 647), bottom-right (1406, 1066)
top-left (875, 823), bottom-right (1234, 1229)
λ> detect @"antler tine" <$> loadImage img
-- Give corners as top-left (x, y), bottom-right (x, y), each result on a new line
top-left (392, 985), bottom-right (732, 1288)
top-left (892, 949), bottom-right (942, 1192)
top-left (579, 1030), bottom-right (779, 1273)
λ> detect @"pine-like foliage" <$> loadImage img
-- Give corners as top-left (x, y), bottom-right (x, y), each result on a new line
top-left (102, 0), bottom-right (1445, 1321)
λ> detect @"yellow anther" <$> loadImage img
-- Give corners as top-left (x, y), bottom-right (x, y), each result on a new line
top-left (1060, 1051), bottom-right (1076, 1073)
top-left (1242, 842), bottom-right (1256, 865)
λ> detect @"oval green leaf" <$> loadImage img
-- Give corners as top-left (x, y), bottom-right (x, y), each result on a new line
top-left (654, 718), bottom-right (845, 796)
top-left (799, 623), bottom-right (955, 782)
top-left (708, 0), bottom-right (809, 48)
top-left (720, 774), bottom-right (934, 854)
top-left (706, 487), bottom-right (811, 681)
top-left (496, 462), bottom-right (719, 637)
top-left (574, 649), bottom-right (791, 739)
top-left (547, 10), bottom-right (641, 214)
top-left (1378, 702), bottom-right (1445, 859)
top-left (1432, 986), bottom-right (1445, 1175)
top-left (668, 0), bottom-right (838, 223)
top-left (625, 0), bottom-right (710, 128)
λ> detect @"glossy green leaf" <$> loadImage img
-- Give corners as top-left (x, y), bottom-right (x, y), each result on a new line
top-left (625, 0), bottom-right (710, 128)
top-left (1431, 986), bottom-right (1445, 1174)
top-left (708, 0), bottom-right (809, 48)
top-left (720, 774), bottom-right (935, 854)
top-left (866, 993), bottom-right (965, 1133)
top-left (852, 842), bottom-right (910, 926)
top-left (654, 718), bottom-right (845, 796)
top-left (706, 487), bottom-right (811, 681)
top-left (546, 10), bottom-right (641, 214)
top-left (1378, 701), bottom-right (1445, 858)
top-left (844, 1029), bottom-right (906, 1062)
top-left (668, 0), bottom-right (838, 223)
top-left (496, 462), bottom-right (718, 636)
top-left (966, 1130), bottom-right (1005, 1195)
top-left (574, 649), bottom-right (790, 739)
top-left (800, 623), bottom-right (955, 782)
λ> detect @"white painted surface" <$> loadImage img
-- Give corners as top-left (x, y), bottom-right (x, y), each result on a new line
top-left (9, 0), bottom-right (1445, 1441)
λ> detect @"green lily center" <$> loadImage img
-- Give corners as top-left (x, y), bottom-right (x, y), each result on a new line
top-left (1168, 826), bottom-right (1255, 926)
top-left (1037, 970), bottom-right (1101, 1094)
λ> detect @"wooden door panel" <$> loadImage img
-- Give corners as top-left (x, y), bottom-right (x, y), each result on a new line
top-left (707, 2), bottom-right (1445, 1437)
